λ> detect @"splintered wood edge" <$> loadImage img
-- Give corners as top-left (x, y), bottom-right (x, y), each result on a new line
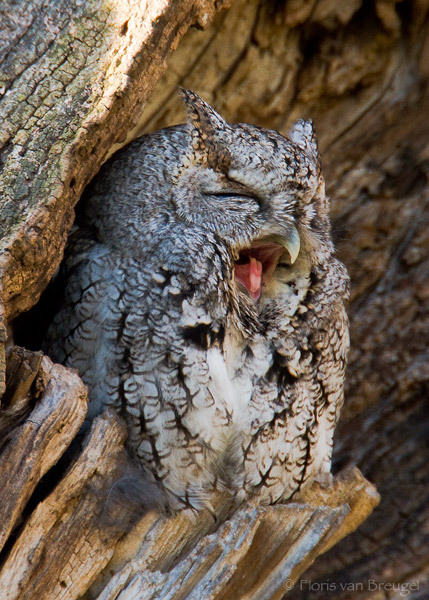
top-left (0, 410), bottom-right (129, 600)
top-left (292, 466), bottom-right (381, 555)
top-left (0, 347), bottom-right (44, 442)
top-left (92, 468), bottom-right (379, 600)
top-left (0, 349), bottom-right (88, 554)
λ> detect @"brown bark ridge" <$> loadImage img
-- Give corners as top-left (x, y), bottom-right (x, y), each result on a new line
top-left (1, 0), bottom-right (428, 598)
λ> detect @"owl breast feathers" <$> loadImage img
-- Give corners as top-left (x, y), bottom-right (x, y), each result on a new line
top-left (45, 90), bottom-right (350, 511)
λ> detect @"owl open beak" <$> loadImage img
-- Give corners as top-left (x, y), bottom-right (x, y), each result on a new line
top-left (234, 228), bottom-right (300, 300)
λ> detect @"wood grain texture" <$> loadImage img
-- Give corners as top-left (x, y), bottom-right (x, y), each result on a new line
top-left (0, 348), bottom-right (87, 555)
top-left (0, 410), bottom-right (127, 600)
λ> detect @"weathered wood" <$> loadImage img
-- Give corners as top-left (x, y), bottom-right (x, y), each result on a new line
top-left (0, 0), bottom-right (232, 323)
top-left (90, 468), bottom-right (378, 600)
top-left (0, 346), bottom-right (43, 432)
top-left (0, 411), bottom-right (127, 600)
top-left (0, 348), bottom-right (87, 555)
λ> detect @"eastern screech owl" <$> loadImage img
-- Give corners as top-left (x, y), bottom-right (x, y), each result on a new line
top-left (45, 90), bottom-right (349, 511)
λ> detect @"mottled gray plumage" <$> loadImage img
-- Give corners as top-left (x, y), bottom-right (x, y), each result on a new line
top-left (45, 91), bottom-right (349, 511)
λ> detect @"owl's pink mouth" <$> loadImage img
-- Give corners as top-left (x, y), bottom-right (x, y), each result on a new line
top-left (234, 242), bottom-right (285, 300)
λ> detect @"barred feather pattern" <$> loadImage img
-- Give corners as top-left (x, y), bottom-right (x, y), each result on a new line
top-left (45, 91), bottom-right (349, 511)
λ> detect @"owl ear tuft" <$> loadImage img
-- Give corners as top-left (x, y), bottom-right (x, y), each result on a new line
top-left (288, 119), bottom-right (320, 164)
top-left (180, 89), bottom-right (228, 133)
top-left (179, 89), bottom-right (231, 165)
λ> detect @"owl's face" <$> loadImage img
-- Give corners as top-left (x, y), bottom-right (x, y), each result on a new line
top-left (172, 90), bottom-right (331, 302)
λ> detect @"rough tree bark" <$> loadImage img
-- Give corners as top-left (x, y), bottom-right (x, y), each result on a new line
top-left (0, 0), bottom-right (428, 599)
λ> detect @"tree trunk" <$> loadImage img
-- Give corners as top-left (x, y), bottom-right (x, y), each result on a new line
top-left (0, 0), bottom-right (428, 598)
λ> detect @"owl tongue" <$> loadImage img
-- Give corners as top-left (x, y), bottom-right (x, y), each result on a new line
top-left (234, 243), bottom-right (284, 300)
top-left (235, 257), bottom-right (263, 300)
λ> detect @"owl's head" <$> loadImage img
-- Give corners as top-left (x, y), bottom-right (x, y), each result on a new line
top-left (83, 90), bottom-right (334, 305)
top-left (173, 90), bottom-right (332, 301)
